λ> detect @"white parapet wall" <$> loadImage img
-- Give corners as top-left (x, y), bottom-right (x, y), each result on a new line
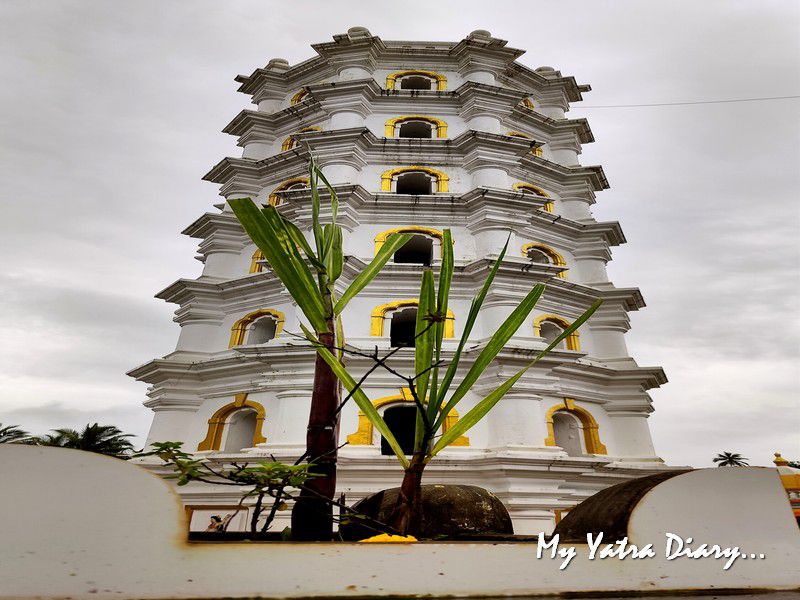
top-left (1, 444), bottom-right (798, 599)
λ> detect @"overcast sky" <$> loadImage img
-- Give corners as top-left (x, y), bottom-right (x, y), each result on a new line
top-left (1, 1), bottom-right (798, 467)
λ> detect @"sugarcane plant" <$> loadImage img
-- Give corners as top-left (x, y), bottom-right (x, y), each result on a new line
top-left (229, 158), bottom-right (412, 540)
top-left (305, 229), bottom-right (601, 536)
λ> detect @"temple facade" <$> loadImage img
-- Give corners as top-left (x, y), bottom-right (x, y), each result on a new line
top-left (129, 27), bottom-right (671, 534)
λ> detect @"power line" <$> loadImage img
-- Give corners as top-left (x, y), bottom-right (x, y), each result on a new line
top-left (575, 95), bottom-right (800, 108)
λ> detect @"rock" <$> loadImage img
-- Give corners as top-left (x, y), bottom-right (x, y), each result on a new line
top-left (340, 484), bottom-right (513, 540)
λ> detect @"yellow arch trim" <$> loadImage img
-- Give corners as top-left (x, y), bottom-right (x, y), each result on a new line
top-left (386, 70), bottom-right (447, 91)
top-left (249, 249), bottom-right (265, 274)
top-left (543, 398), bottom-right (607, 455)
top-left (521, 243), bottom-right (567, 279)
top-left (522, 98), bottom-right (536, 110)
top-left (290, 88), bottom-right (309, 105)
top-left (380, 165), bottom-right (449, 193)
top-left (346, 388), bottom-right (469, 447)
top-left (229, 309), bottom-right (286, 348)
top-left (268, 177), bottom-right (310, 206)
top-left (385, 115), bottom-right (448, 138)
top-left (374, 226), bottom-right (445, 254)
top-left (513, 182), bottom-right (554, 213)
top-left (280, 126), bottom-right (323, 152)
top-left (197, 393), bottom-right (267, 451)
top-left (370, 300), bottom-right (455, 338)
top-left (533, 314), bottom-right (580, 351)
top-left (507, 132), bottom-right (544, 157)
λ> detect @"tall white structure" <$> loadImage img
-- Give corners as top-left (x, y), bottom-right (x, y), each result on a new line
top-left (129, 28), bottom-right (671, 534)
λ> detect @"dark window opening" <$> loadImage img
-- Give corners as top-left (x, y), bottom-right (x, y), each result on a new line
top-left (390, 307), bottom-right (417, 348)
top-left (394, 235), bottom-right (433, 266)
top-left (400, 76), bottom-right (433, 90)
top-left (398, 121), bottom-right (433, 139)
top-left (396, 172), bottom-right (432, 195)
top-left (381, 405), bottom-right (417, 455)
top-left (526, 248), bottom-right (551, 264)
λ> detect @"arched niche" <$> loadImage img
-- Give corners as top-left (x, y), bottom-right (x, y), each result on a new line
top-left (280, 126), bottom-right (322, 151)
top-left (268, 177), bottom-right (309, 206)
top-left (543, 398), bottom-right (607, 455)
top-left (346, 388), bottom-right (469, 448)
top-left (520, 242), bottom-right (567, 279)
top-left (196, 394), bottom-right (267, 451)
top-left (513, 182), bottom-right (555, 213)
top-left (370, 300), bottom-right (455, 339)
top-left (380, 166), bottom-right (449, 193)
top-left (229, 309), bottom-right (286, 347)
top-left (385, 115), bottom-right (448, 138)
top-left (533, 314), bottom-right (580, 351)
top-left (385, 69), bottom-right (447, 91)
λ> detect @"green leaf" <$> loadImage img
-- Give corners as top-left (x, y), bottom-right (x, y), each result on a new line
top-left (278, 214), bottom-right (324, 271)
top-left (435, 236), bottom-right (511, 405)
top-left (334, 232), bottom-right (413, 314)
top-left (300, 324), bottom-right (409, 468)
top-left (414, 270), bottom-right (436, 420)
top-left (435, 283), bottom-right (545, 430)
top-left (308, 157), bottom-right (324, 259)
top-left (313, 162), bottom-right (339, 227)
top-left (229, 198), bottom-right (327, 331)
top-left (430, 298), bottom-right (602, 455)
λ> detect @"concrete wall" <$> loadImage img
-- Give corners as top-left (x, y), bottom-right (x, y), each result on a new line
top-left (2, 445), bottom-right (798, 599)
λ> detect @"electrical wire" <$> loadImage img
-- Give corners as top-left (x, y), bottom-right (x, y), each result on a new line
top-left (575, 95), bottom-right (800, 108)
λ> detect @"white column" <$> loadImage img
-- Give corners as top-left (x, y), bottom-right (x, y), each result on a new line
top-left (559, 194), bottom-right (593, 221)
top-left (487, 392), bottom-right (546, 447)
top-left (466, 115), bottom-right (503, 134)
top-left (262, 390), bottom-right (312, 450)
top-left (471, 167), bottom-right (507, 188)
top-left (329, 110), bottom-right (364, 129)
top-left (339, 66), bottom-right (371, 81)
top-left (607, 412), bottom-right (658, 458)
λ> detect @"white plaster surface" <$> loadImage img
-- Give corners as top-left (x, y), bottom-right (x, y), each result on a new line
top-left (2, 445), bottom-right (798, 599)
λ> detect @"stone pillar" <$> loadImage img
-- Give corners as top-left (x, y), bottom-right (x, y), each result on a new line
top-left (559, 193), bottom-right (594, 221)
top-left (487, 392), bottom-right (546, 447)
top-left (471, 166), bottom-right (507, 188)
top-left (262, 389), bottom-right (312, 450)
top-left (329, 110), bottom-right (364, 129)
top-left (466, 115), bottom-right (503, 134)
top-left (606, 411), bottom-right (658, 458)
top-left (339, 66), bottom-right (372, 81)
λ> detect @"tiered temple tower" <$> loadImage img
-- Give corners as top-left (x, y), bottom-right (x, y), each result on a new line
top-left (129, 28), bottom-right (671, 534)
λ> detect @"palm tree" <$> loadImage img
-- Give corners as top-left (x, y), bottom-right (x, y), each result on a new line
top-left (37, 423), bottom-right (134, 458)
top-left (713, 452), bottom-right (749, 467)
top-left (0, 424), bottom-right (32, 444)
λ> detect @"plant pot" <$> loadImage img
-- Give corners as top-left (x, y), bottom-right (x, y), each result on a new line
top-left (340, 484), bottom-right (513, 540)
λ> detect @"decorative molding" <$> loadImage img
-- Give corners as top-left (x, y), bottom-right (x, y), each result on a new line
top-left (370, 300), bottom-right (455, 338)
top-left (543, 398), bottom-right (607, 455)
top-left (196, 393), bottom-right (267, 451)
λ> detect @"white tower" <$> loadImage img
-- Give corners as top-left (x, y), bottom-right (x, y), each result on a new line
top-left (129, 28), bottom-right (671, 534)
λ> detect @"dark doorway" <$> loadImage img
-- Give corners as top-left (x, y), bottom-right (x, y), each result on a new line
top-left (398, 121), bottom-right (433, 138)
top-left (390, 308), bottom-right (417, 347)
top-left (394, 235), bottom-right (433, 266)
top-left (381, 405), bottom-right (417, 455)
top-left (396, 172), bottom-right (432, 195)
top-left (400, 76), bottom-right (432, 90)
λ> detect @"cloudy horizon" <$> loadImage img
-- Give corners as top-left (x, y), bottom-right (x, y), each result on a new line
top-left (1, 0), bottom-right (798, 467)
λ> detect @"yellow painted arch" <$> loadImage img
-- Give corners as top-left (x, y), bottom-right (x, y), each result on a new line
top-left (268, 177), bottom-right (309, 206)
top-left (280, 126), bottom-right (322, 152)
top-left (380, 165), bottom-right (449, 193)
top-left (229, 309), bottom-right (286, 348)
top-left (533, 314), bottom-right (580, 351)
top-left (370, 300), bottom-right (455, 338)
top-left (385, 115), bottom-right (448, 138)
top-left (386, 70), bottom-right (447, 91)
top-left (543, 398), bottom-right (607, 454)
top-left (521, 243), bottom-right (567, 279)
top-left (290, 88), bottom-right (309, 105)
top-left (522, 98), bottom-right (536, 110)
top-left (374, 226), bottom-right (446, 254)
top-left (197, 393), bottom-right (267, 451)
top-left (513, 182), bottom-right (554, 213)
top-left (507, 132), bottom-right (544, 157)
top-left (249, 249), bottom-right (265, 274)
top-left (346, 388), bottom-right (469, 447)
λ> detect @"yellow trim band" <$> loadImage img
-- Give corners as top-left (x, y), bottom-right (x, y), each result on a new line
top-left (513, 182), bottom-right (554, 213)
top-left (268, 177), bottom-right (309, 206)
top-left (280, 126), bottom-right (322, 152)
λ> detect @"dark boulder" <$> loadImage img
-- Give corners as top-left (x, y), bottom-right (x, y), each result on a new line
top-left (340, 484), bottom-right (513, 540)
